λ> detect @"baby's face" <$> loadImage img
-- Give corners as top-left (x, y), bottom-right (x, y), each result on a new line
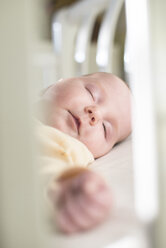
top-left (41, 72), bottom-right (132, 158)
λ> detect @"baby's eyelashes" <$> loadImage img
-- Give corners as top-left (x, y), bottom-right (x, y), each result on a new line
top-left (102, 123), bottom-right (107, 138)
top-left (103, 121), bottom-right (113, 142)
top-left (85, 87), bottom-right (94, 101)
top-left (85, 83), bottom-right (100, 103)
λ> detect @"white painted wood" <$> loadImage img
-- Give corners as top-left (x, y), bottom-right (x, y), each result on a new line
top-left (0, 1), bottom-right (47, 247)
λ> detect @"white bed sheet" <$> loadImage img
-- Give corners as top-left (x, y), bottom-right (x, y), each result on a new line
top-left (46, 136), bottom-right (147, 248)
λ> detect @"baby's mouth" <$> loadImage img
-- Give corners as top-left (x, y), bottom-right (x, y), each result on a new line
top-left (68, 111), bottom-right (81, 135)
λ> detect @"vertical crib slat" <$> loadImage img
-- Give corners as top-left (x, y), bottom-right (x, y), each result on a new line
top-left (0, 1), bottom-right (46, 247)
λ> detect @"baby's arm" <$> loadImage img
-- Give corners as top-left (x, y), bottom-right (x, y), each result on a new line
top-left (48, 167), bottom-right (112, 234)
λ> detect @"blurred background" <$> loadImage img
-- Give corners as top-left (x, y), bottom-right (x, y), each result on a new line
top-left (0, 0), bottom-right (166, 247)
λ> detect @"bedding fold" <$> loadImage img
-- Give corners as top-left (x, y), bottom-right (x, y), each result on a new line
top-left (36, 121), bottom-right (94, 184)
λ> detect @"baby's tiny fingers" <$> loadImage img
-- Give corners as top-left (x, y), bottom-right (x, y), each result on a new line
top-left (74, 193), bottom-right (109, 226)
top-left (56, 207), bottom-right (77, 234)
top-left (64, 190), bottom-right (95, 231)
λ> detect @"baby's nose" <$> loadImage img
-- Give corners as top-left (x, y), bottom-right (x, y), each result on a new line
top-left (84, 106), bottom-right (101, 126)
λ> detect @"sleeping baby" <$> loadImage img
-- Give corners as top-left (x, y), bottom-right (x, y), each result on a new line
top-left (37, 72), bottom-right (132, 234)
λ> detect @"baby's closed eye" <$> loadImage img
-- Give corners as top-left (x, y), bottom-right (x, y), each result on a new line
top-left (85, 86), bottom-right (94, 101)
top-left (85, 83), bottom-right (100, 102)
top-left (103, 121), bottom-right (113, 141)
top-left (102, 123), bottom-right (107, 138)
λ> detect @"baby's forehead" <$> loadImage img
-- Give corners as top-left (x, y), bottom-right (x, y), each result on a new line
top-left (80, 74), bottom-right (111, 87)
top-left (61, 73), bottom-right (129, 97)
top-left (82, 73), bottom-right (118, 86)
top-left (87, 73), bottom-right (130, 94)
top-left (82, 74), bottom-right (118, 92)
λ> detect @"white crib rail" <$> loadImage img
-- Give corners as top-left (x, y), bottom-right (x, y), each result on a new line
top-left (52, 0), bottom-right (110, 79)
top-left (74, 4), bottom-right (109, 75)
top-left (125, 0), bottom-right (158, 224)
top-left (96, 0), bottom-right (124, 72)
top-left (0, 1), bottom-right (46, 247)
top-left (52, 0), bottom-right (124, 78)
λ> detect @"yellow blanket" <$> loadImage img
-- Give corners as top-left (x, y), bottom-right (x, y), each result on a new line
top-left (37, 121), bottom-right (94, 184)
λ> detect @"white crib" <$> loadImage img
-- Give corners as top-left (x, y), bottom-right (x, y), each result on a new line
top-left (0, 0), bottom-right (166, 247)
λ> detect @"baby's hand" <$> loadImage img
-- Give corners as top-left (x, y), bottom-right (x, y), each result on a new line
top-left (48, 168), bottom-right (112, 234)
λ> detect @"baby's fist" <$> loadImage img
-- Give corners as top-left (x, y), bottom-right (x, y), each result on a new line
top-left (49, 168), bottom-right (111, 234)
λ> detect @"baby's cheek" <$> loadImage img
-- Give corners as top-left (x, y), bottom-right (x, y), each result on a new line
top-left (79, 131), bottom-right (106, 158)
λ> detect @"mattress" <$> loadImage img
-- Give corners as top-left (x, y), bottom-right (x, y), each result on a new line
top-left (43, 136), bottom-right (147, 248)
